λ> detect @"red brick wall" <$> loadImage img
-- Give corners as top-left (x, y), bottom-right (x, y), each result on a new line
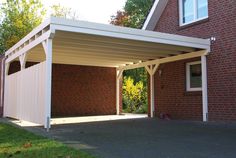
top-left (155, 58), bottom-right (202, 120)
top-left (52, 64), bottom-right (117, 117)
top-left (153, 0), bottom-right (236, 121)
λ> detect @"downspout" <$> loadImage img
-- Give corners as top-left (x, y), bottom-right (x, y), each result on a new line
top-left (0, 54), bottom-right (5, 117)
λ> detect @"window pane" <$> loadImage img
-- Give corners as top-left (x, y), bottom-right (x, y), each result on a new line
top-left (183, 0), bottom-right (194, 23)
top-left (197, 0), bottom-right (208, 19)
top-left (190, 64), bottom-right (201, 88)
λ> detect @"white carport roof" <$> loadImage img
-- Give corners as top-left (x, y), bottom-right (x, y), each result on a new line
top-left (5, 17), bottom-right (210, 68)
top-left (4, 17), bottom-right (211, 130)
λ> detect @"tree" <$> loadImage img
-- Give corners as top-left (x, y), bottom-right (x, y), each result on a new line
top-left (50, 4), bottom-right (79, 20)
top-left (110, 0), bottom-right (153, 28)
top-left (0, 0), bottom-right (45, 54)
top-left (110, 10), bottom-right (129, 27)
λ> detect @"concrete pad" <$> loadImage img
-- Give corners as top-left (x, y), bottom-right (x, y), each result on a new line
top-left (51, 113), bottom-right (148, 125)
top-left (6, 113), bottom-right (148, 127)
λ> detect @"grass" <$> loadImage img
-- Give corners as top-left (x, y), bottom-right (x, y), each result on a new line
top-left (0, 123), bottom-right (95, 158)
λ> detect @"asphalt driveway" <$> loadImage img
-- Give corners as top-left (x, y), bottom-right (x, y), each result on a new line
top-left (25, 118), bottom-right (236, 158)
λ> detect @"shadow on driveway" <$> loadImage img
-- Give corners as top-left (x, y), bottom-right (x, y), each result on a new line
top-left (25, 118), bottom-right (236, 158)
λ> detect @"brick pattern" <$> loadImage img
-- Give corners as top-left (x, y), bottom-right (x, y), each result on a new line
top-left (155, 58), bottom-right (202, 120)
top-left (52, 64), bottom-right (117, 117)
top-left (154, 0), bottom-right (236, 121)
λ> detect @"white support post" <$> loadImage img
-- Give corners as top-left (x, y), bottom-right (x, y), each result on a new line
top-left (5, 62), bottom-right (10, 76)
top-left (150, 71), bottom-right (155, 118)
top-left (201, 55), bottom-right (208, 121)
top-left (3, 62), bottom-right (10, 117)
top-left (44, 39), bottom-right (52, 131)
top-left (145, 64), bottom-right (159, 118)
top-left (116, 69), bottom-right (123, 115)
top-left (19, 53), bottom-right (27, 70)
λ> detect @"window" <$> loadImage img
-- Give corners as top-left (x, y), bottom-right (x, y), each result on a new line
top-left (179, 0), bottom-right (208, 25)
top-left (186, 61), bottom-right (202, 91)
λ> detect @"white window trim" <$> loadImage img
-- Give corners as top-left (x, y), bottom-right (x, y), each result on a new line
top-left (179, 0), bottom-right (209, 26)
top-left (186, 61), bottom-right (202, 91)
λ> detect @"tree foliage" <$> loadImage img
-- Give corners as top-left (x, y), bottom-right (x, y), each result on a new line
top-left (50, 4), bottom-right (79, 20)
top-left (110, 0), bottom-right (153, 28)
top-left (0, 0), bottom-right (45, 54)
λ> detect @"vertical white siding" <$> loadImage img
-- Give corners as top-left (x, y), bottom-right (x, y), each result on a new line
top-left (4, 62), bottom-right (46, 125)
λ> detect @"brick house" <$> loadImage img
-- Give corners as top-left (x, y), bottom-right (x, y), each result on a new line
top-left (143, 0), bottom-right (236, 121)
top-left (1, 0), bottom-right (234, 129)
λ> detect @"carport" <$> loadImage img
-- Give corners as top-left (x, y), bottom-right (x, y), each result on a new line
top-left (3, 17), bottom-right (210, 130)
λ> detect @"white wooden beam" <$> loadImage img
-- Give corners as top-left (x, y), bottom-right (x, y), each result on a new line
top-left (145, 65), bottom-right (152, 76)
top-left (44, 38), bottom-right (52, 131)
top-left (6, 31), bottom-right (52, 63)
top-left (118, 50), bottom-right (208, 71)
top-left (42, 41), bottom-right (47, 55)
top-left (153, 64), bottom-right (159, 75)
top-left (5, 62), bottom-right (10, 76)
top-left (116, 69), bottom-right (123, 115)
top-left (3, 62), bottom-right (10, 117)
top-left (201, 55), bottom-right (208, 121)
top-left (150, 72), bottom-right (155, 118)
top-left (5, 19), bottom-right (50, 56)
top-left (145, 64), bottom-right (159, 118)
top-left (19, 53), bottom-right (27, 70)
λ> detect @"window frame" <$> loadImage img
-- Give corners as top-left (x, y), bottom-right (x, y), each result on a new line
top-left (186, 61), bottom-right (202, 92)
top-left (179, 0), bottom-right (208, 26)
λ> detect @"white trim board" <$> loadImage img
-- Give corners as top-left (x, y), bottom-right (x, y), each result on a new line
top-left (142, 0), bottom-right (169, 30)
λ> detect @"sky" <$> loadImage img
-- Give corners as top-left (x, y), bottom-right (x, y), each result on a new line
top-left (42, 0), bottom-right (127, 24)
top-left (0, 0), bottom-right (126, 24)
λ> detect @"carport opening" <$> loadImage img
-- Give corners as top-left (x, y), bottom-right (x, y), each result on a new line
top-left (122, 67), bottom-right (148, 116)
top-left (51, 64), bottom-right (118, 118)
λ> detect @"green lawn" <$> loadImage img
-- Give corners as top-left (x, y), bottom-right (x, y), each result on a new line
top-left (0, 123), bottom-right (95, 158)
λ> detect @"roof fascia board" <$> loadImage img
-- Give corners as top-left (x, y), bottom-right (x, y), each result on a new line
top-left (50, 17), bottom-right (210, 50)
top-left (142, 0), bottom-right (169, 31)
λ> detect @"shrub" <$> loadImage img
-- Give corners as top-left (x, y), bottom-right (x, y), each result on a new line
top-left (122, 76), bottom-right (147, 113)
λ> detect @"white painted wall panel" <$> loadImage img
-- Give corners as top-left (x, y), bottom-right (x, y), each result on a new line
top-left (4, 62), bottom-right (46, 125)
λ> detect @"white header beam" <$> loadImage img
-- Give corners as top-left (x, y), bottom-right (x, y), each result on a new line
top-left (119, 50), bottom-right (208, 71)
